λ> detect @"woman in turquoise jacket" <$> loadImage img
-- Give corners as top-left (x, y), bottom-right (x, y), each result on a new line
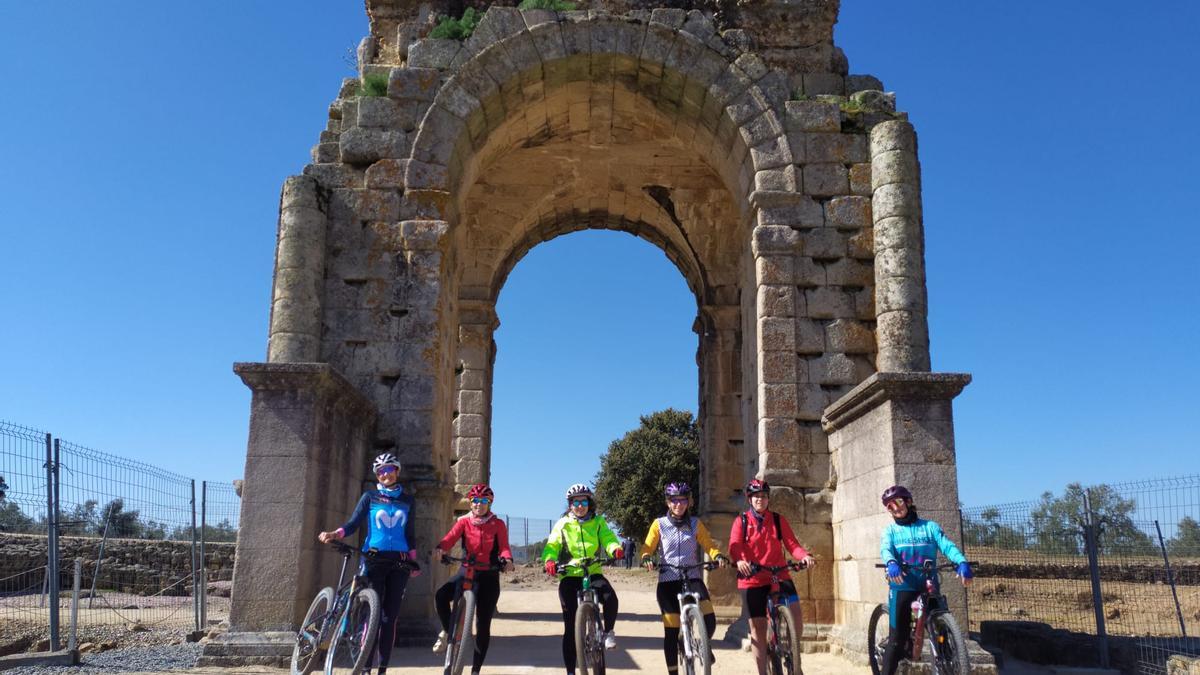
top-left (879, 485), bottom-right (972, 675)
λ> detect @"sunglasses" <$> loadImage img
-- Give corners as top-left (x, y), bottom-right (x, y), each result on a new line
top-left (570, 499), bottom-right (590, 507)
top-left (668, 497), bottom-right (689, 504)
top-left (376, 466), bottom-right (398, 476)
top-left (471, 498), bottom-right (491, 505)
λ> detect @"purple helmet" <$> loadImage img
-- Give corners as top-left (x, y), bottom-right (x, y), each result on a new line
top-left (664, 482), bottom-right (691, 497)
top-left (881, 485), bottom-right (913, 506)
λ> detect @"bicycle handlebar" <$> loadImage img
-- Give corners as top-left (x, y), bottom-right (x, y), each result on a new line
top-left (327, 541), bottom-right (421, 571)
top-left (874, 560), bottom-right (974, 571)
top-left (556, 557), bottom-right (618, 575)
top-left (440, 554), bottom-right (509, 572)
top-left (651, 560), bottom-right (721, 572)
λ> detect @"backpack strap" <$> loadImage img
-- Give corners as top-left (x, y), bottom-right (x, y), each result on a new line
top-left (773, 512), bottom-right (783, 543)
top-left (740, 511), bottom-right (748, 545)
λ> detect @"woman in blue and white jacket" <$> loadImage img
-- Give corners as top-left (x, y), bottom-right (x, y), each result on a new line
top-left (879, 484), bottom-right (972, 675)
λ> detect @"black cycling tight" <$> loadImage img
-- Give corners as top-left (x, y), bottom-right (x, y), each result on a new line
top-left (363, 559), bottom-right (411, 672)
top-left (882, 589), bottom-right (919, 675)
top-left (557, 575), bottom-right (618, 672)
top-left (435, 571), bottom-right (501, 671)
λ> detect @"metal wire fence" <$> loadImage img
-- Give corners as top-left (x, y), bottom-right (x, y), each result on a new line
top-left (498, 515), bottom-right (554, 564)
top-left (0, 420), bottom-right (241, 653)
top-left (963, 475), bottom-right (1200, 674)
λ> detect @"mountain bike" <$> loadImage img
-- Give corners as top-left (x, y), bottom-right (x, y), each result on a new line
top-left (558, 556), bottom-right (617, 675)
top-left (290, 541), bottom-right (419, 675)
top-left (651, 560), bottom-right (720, 675)
top-left (867, 560), bottom-right (971, 675)
top-left (438, 554), bottom-right (508, 675)
top-left (742, 561), bottom-right (808, 675)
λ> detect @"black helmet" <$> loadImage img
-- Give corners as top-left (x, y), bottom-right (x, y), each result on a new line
top-left (881, 485), bottom-right (912, 506)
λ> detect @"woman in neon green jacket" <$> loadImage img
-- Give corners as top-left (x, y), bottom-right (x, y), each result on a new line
top-left (541, 483), bottom-right (626, 675)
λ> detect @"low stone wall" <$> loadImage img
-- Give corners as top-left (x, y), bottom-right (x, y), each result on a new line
top-left (0, 533), bottom-right (235, 595)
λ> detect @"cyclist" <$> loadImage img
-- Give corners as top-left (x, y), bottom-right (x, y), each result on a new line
top-left (541, 483), bottom-right (626, 675)
top-left (879, 484), bottom-right (972, 675)
top-left (317, 452), bottom-right (420, 675)
top-left (430, 483), bottom-right (514, 675)
top-left (729, 478), bottom-right (815, 675)
top-left (640, 481), bottom-right (730, 675)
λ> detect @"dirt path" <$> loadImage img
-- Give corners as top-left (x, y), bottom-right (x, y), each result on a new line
top-left (168, 572), bottom-right (868, 674)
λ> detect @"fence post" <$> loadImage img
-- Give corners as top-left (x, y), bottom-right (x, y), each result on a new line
top-left (69, 558), bottom-right (81, 653)
top-left (190, 479), bottom-right (198, 633)
top-left (1153, 520), bottom-right (1188, 638)
top-left (1082, 489), bottom-right (1110, 669)
top-left (46, 434), bottom-right (60, 651)
top-left (89, 512), bottom-right (111, 609)
top-left (200, 480), bottom-right (208, 629)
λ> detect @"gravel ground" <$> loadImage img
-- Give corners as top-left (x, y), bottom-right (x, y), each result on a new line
top-left (2, 643), bottom-right (202, 674)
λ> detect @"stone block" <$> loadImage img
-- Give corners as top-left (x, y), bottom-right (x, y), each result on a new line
top-left (759, 317), bottom-right (796, 352)
top-left (340, 128), bottom-right (409, 165)
top-left (407, 39), bottom-right (462, 70)
top-left (454, 436), bottom-right (485, 461)
top-left (521, 8), bottom-right (556, 29)
top-left (802, 163), bottom-right (849, 197)
top-left (453, 413), bottom-right (486, 438)
top-left (874, 215), bottom-right (921, 249)
top-left (456, 389), bottom-right (485, 415)
top-left (877, 344), bottom-right (930, 373)
top-left (847, 227), bottom-right (874, 259)
top-left (312, 143), bottom-right (339, 164)
top-left (795, 318), bottom-right (824, 355)
top-left (760, 349), bottom-right (798, 383)
top-left (806, 132), bottom-right (867, 164)
top-left (875, 246), bottom-right (924, 278)
top-left (755, 197), bottom-right (823, 229)
top-left (784, 100), bottom-right (840, 133)
top-left (869, 119), bottom-right (916, 157)
top-left (801, 228), bottom-right (845, 259)
top-left (680, 9), bottom-right (716, 39)
top-left (404, 160), bottom-right (449, 191)
top-left (826, 319), bottom-right (875, 354)
top-left (826, 258), bottom-right (874, 287)
top-left (802, 72), bottom-right (845, 96)
top-left (749, 135), bottom-right (793, 171)
top-left (797, 384), bottom-right (828, 420)
top-left (794, 256), bottom-right (825, 288)
top-left (302, 163), bottom-right (362, 189)
top-left (757, 284), bottom-right (797, 318)
top-left (457, 368), bottom-right (486, 391)
top-left (811, 353), bottom-right (857, 386)
top-left (871, 149), bottom-right (920, 191)
top-left (826, 196), bottom-right (871, 230)
top-left (357, 189), bottom-right (402, 221)
top-left (751, 225), bottom-right (800, 256)
top-left (847, 74), bottom-right (884, 93)
top-left (876, 310), bottom-right (929, 349)
top-left (849, 163), bottom-right (872, 196)
top-left (876, 277), bottom-right (927, 314)
top-left (805, 287), bottom-right (855, 319)
top-left (754, 166), bottom-right (798, 192)
top-left (400, 220), bottom-right (449, 250)
top-left (365, 159), bottom-right (406, 189)
top-left (356, 97), bottom-right (403, 128)
top-left (872, 183), bottom-right (921, 221)
top-left (756, 255), bottom-right (794, 285)
top-left (759, 383), bottom-right (798, 418)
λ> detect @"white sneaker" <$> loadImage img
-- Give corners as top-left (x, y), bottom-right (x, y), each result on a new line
top-left (432, 630), bottom-right (448, 653)
top-left (603, 632), bottom-right (617, 650)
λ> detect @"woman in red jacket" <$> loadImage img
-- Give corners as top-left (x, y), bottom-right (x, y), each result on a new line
top-left (431, 483), bottom-right (513, 675)
top-left (728, 479), bottom-right (816, 675)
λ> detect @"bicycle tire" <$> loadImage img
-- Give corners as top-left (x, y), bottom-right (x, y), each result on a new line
top-left (866, 603), bottom-right (889, 675)
top-left (574, 601), bottom-right (605, 675)
top-left (324, 586), bottom-right (381, 675)
top-left (291, 586), bottom-right (334, 675)
top-left (444, 589), bottom-right (477, 675)
top-left (772, 604), bottom-right (802, 675)
top-left (928, 612), bottom-right (969, 675)
top-left (679, 603), bottom-right (710, 675)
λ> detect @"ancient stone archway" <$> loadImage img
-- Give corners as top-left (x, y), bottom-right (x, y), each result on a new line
top-left (208, 0), bottom-right (975, 664)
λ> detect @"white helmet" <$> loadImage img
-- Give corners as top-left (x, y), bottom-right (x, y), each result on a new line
top-left (372, 452), bottom-right (401, 473)
top-left (565, 483), bottom-right (593, 500)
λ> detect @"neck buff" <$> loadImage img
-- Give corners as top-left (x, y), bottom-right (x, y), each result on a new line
top-left (377, 484), bottom-right (403, 498)
top-left (894, 505), bottom-right (918, 526)
top-left (571, 511), bottom-right (595, 523)
top-left (471, 511), bottom-right (495, 527)
top-left (668, 512), bottom-right (690, 527)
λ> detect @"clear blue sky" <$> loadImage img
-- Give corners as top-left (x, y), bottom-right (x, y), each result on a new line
top-left (1, 2), bottom-right (1197, 523)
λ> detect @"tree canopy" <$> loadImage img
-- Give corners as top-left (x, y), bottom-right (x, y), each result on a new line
top-left (593, 408), bottom-right (700, 540)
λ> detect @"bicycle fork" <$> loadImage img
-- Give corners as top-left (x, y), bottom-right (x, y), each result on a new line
top-left (909, 579), bottom-right (934, 661)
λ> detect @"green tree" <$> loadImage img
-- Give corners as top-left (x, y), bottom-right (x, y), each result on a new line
top-left (593, 408), bottom-right (699, 539)
top-left (98, 498), bottom-right (145, 538)
top-left (0, 501), bottom-right (36, 533)
top-left (1030, 483), bottom-right (1153, 555)
top-left (59, 499), bottom-right (99, 536)
top-left (1168, 516), bottom-right (1200, 558)
top-left (962, 507), bottom-right (1027, 550)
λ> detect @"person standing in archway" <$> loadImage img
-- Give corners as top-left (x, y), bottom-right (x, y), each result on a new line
top-left (640, 481), bottom-right (730, 675)
top-left (729, 478), bottom-right (815, 675)
top-left (317, 452), bottom-right (420, 675)
top-left (541, 483), bottom-right (625, 675)
top-left (430, 483), bottom-right (514, 675)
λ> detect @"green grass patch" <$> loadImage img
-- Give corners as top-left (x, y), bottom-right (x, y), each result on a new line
top-left (356, 72), bottom-right (389, 97)
top-left (518, 0), bottom-right (578, 10)
top-left (430, 7), bottom-right (482, 41)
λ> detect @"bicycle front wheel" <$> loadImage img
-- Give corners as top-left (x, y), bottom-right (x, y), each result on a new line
top-left (866, 603), bottom-right (889, 675)
top-left (928, 612), bottom-right (969, 675)
top-left (679, 604), bottom-right (710, 675)
top-left (444, 589), bottom-right (477, 675)
top-left (291, 586), bottom-right (334, 675)
top-left (770, 605), bottom-right (802, 675)
top-left (574, 602), bottom-right (605, 675)
top-left (324, 587), bottom-right (381, 675)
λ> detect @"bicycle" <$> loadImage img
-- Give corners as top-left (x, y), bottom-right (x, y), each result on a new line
top-left (438, 553), bottom-right (508, 675)
top-left (866, 560), bottom-right (971, 675)
top-left (290, 541), bottom-right (419, 675)
top-left (740, 561), bottom-right (808, 675)
top-left (558, 556), bottom-right (617, 675)
top-left (650, 560), bottom-right (720, 675)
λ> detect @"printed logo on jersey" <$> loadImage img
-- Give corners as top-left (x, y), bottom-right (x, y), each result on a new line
top-left (375, 508), bottom-right (406, 530)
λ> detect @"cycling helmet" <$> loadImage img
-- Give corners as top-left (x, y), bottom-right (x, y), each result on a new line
top-left (664, 482), bottom-right (691, 497)
top-left (467, 483), bottom-right (495, 500)
top-left (565, 483), bottom-right (593, 500)
top-left (881, 485), bottom-right (913, 506)
top-left (372, 452), bottom-right (401, 474)
top-left (745, 478), bottom-right (770, 495)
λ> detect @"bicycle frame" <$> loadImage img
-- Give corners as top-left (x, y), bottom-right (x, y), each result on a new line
top-left (749, 562), bottom-right (806, 656)
top-left (654, 561), bottom-right (719, 662)
top-left (876, 559), bottom-right (965, 664)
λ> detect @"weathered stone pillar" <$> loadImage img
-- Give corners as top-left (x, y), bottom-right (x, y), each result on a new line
top-left (201, 363), bottom-right (376, 665)
top-left (870, 121), bottom-right (930, 372)
top-left (267, 176), bottom-right (327, 363)
top-left (451, 300), bottom-right (498, 503)
top-left (822, 372), bottom-right (970, 657)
